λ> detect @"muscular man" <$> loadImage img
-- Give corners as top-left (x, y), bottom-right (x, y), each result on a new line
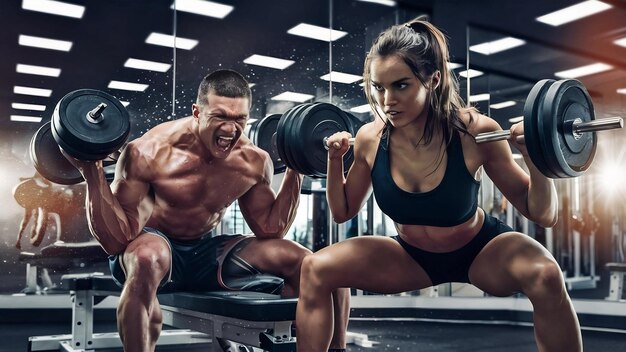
top-left (63, 69), bottom-right (349, 352)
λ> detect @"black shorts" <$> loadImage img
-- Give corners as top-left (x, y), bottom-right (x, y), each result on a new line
top-left (393, 214), bottom-right (514, 285)
top-left (108, 228), bottom-right (251, 293)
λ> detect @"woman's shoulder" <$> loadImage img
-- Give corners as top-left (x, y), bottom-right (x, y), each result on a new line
top-left (457, 108), bottom-right (504, 136)
top-left (355, 118), bottom-right (385, 141)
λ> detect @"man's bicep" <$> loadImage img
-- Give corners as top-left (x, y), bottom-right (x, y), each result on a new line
top-left (110, 144), bottom-right (154, 236)
top-left (238, 180), bottom-right (276, 222)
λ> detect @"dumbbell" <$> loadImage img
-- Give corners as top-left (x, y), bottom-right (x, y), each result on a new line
top-left (30, 89), bottom-right (130, 184)
top-left (248, 103), bottom-right (363, 178)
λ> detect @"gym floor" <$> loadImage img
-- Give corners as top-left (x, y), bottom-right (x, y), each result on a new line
top-left (1, 319), bottom-right (625, 351)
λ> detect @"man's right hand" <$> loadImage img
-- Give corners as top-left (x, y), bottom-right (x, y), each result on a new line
top-left (59, 146), bottom-right (102, 173)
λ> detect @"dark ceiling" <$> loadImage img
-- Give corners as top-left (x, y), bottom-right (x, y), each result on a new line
top-left (1, 0), bottom-right (625, 161)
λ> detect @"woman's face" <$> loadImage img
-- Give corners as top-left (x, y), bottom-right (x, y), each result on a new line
top-left (369, 55), bottom-right (433, 129)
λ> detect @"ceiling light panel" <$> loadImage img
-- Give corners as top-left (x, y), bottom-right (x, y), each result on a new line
top-left (124, 58), bottom-right (171, 72)
top-left (108, 80), bottom-right (149, 92)
top-left (489, 101), bottom-right (516, 109)
top-left (16, 63), bottom-right (61, 77)
top-left (12, 102), bottom-right (46, 111)
top-left (243, 54), bottom-right (294, 70)
top-left (469, 93), bottom-right (490, 102)
top-left (271, 91), bottom-right (314, 103)
top-left (19, 34), bottom-right (72, 51)
top-left (320, 71), bottom-right (362, 84)
top-left (350, 104), bottom-right (371, 113)
top-left (22, 0), bottom-right (85, 19)
top-left (469, 37), bottom-right (526, 55)
top-left (458, 69), bottom-right (483, 78)
top-left (357, 0), bottom-right (396, 6)
top-left (14, 85), bottom-right (52, 97)
top-left (614, 37), bottom-right (626, 48)
top-left (170, 0), bottom-right (233, 18)
top-left (555, 63), bottom-right (613, 78)
top-left (11, 115), bottom-right (43, 122)
top-left (145, 33), bottom-right (198, 50)
top-left (536, 0), bottom-right (612, 26)
top-left (287, 23), bottom-right (348, 42)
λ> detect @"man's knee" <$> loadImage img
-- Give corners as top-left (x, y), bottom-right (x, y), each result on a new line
top-left (125, 245), bottom-right (170, 287)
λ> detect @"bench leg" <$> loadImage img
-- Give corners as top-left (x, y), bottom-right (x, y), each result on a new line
top-left (24, 263), bottom-right (40, 294)
top-left (606, 271), bottom-right (624, 301)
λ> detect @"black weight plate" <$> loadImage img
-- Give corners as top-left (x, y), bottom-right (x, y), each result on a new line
top-left (289, 103), bottom-right (321, 176)
top-left (252, 114), bottom-right (286, 174)
top-left (299, 103), bottom-right (356, 178)
top-left (52, 89), bottom-right (130, 160)
top-left (30, 122), bottom-right (84, 185)
top-left (541, 79), bottom-right (596, 177)
top-left (276, 104), bottom-right (302, 173)
top-left (278, 103), bottom-right (313, 174)
top-left (523, 79), bottom-right (558, 178)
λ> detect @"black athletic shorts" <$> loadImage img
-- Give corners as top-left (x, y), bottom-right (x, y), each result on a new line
top-left (108, 228), bottom-right (249, 293)
top-left (393, 214), bottom-right (514, 285)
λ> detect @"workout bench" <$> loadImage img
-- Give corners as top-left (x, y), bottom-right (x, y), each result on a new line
top-left (605, 262), bottom-right (626, 301)
top-left (28, 273), bottom-right (297, 352)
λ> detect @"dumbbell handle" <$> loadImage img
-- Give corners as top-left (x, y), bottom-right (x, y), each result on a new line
top-left (475, 116), bottom-right (624, 144)
top-left (323, 137), bottom-right (356, 150)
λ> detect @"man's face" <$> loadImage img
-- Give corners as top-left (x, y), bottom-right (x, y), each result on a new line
top-left (192, 91), bottom-right (250, 159)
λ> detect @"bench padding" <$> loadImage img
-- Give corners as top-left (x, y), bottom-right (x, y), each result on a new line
top-left (158, 291), bottom-right (297, 321)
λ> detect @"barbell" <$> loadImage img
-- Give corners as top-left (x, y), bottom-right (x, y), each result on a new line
top-left (250, 78), bottom-right (622, 179)
top-left (475, 79), bottom-right (623, 178)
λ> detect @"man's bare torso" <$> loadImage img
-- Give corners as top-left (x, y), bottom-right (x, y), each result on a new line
top-left (131, 117), bottom-right (267, 239)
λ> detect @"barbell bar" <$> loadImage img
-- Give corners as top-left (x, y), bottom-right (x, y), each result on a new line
top-left (323, 136), bottom-right (355, 150)
top-left (475, 116), bottom-right (623, 143)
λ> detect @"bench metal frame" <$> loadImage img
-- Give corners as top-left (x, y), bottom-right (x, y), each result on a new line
top-left (27, 273), bottom-right (297, 352)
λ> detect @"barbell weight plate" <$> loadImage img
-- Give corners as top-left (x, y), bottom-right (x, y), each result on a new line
top-left (52, 89), bottom-right (130, 160)
top-left (250, 114), bottom-right (286, 174)
top-left (541, 79), bottom-right (596, 178)
top-left (523, 79), bottom-right (558, 178)
top-left (30, 122), bottom-right (84, 185)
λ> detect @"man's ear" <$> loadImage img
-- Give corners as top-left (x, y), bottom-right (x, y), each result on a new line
top-left (192, 103), bottom-right (200, 119)
top-left (431, 70), bottom-right (441, 90)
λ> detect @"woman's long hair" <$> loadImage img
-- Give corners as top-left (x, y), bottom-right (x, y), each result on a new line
top-left (363, 16), bottom-right (474, 153)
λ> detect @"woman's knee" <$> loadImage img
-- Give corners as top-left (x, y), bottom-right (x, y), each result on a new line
top-left (522, 258), bottom-right (565, 298)
top-left (300, 254), bottom-right (332, 289)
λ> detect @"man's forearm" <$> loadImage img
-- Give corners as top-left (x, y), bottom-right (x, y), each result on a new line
top-left (81, 165), bottom-right (133, 254)
top-left (263, 169), bottom-right (304, 238)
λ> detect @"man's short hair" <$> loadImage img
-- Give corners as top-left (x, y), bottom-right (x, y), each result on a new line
top-left (196, 69), bottom-right (252, 107)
